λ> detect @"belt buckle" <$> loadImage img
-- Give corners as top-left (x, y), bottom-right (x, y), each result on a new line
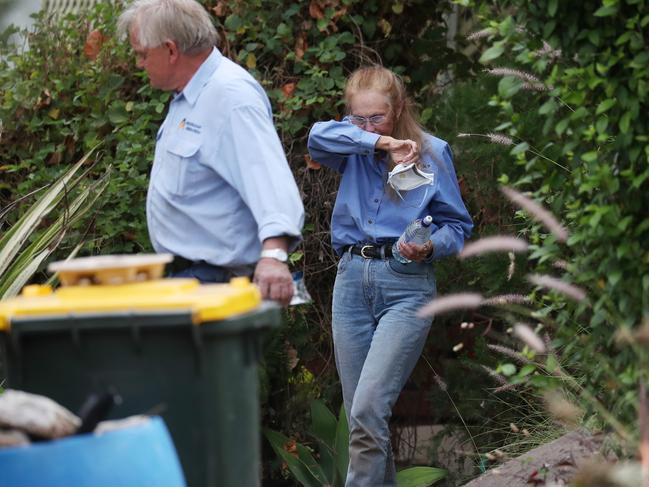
top-left (360, 244), bottom-right (373, 259)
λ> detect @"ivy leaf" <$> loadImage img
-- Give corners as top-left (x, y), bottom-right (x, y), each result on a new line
top-left (107, 105), bottom-right (127, 125)
top-left (593, 5), bottom-right (618, 16)
top-left (519, 364), bottom-right (536, 377)
top-left (510, 142), bottom-right (529, 155)
top-left (479, 45), bottom-right (504, 64)
top-left (596, 99), bottom-right (616, 114)
top-left (420, 108), bottom-right (433, 124)
top-left (500, 363), bottom-right (517, 376)
top-left (619, 111), bottom-right (632, 134)
top-left (498, 76), bottom-right (522, 99)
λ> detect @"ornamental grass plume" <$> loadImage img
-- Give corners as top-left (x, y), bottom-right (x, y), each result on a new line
top-left (533, 40), bottom-right (562, 60)
top-left (552, 259), bottom-right (569, 270)
top-left (513, 323), bottom-right (546, 353)
top-left (486, 133), bottom-right (514, 145)
top-left (482, 294), bottom-right (532, 306)
top-left (457, 132), bottom-right (513, 146)
top-left (487, 344), bottom-right (535, 365)
top-left (507, 251), bottom-right (516, 281)
top-left (527, 273), bottom-right (587, 302)
top-left (433, 373), bottom-right (448, 392)
top-left (493, 383), bottom-right (519, 394)
top-left (479, 365), bottom-right (508, 387)
top-left (459, 236), bottom-right (528, 259)
top-left (485, 67), bottom-right (549, 91)
top-left (543, 389), bottom-right (582, 427)
top-left (500, 186), bottom-right (569, 242)
top-left (639, 382), bottom-right (649, 487)
top-left (632, 317), bottom-right (649, 345)
top-left (466, 27), bottom-right (496, 41)
top-left (417, 292), bottom-right (484, 318)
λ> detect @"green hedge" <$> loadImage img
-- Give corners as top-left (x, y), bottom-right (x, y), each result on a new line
top-left (0, 1), bottom-right (530, 481)
top-left (467, 0), bottom-right (649, 442)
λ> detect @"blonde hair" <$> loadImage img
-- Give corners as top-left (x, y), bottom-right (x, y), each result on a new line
top-left (117, 0), bottom-right (218, 55)
top-left (344, 65), bottom-right (429, 168)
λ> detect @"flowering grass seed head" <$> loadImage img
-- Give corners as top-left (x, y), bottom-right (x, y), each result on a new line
top-left (417, 293), bottom-right (484, 318)
top-left (527, 273), bottom-right (587, 302)
top-left (500, 186), bottom-right (569, 242)
top-left (482, 294), bottom-right (532, 306)
top-left (513, 323), bottom-right (546, 353)
top-left (459, 236), bottom-right (529, 259)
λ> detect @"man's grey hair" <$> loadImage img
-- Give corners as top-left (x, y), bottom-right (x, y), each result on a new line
top-left (117, 0), bottom-right (218, 54)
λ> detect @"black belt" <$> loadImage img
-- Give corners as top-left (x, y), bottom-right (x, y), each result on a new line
top-left (345, 243), bottom-right (393, 259)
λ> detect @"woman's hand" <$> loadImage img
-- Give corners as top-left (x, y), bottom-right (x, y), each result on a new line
top-left (376, 136), bottom-right (419, 165)
top-left (398, 240), bottom-right (434, 263)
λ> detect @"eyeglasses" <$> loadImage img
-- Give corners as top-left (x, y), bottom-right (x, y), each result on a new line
top-left (349, 114), bottom-right (387, 127)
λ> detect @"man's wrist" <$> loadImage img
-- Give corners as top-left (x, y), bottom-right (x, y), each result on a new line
top-left (260, 248), bottom-right (289, 263)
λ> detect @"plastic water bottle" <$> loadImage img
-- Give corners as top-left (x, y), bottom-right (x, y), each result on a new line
top-left (392, 215), bottom-right (434, 264)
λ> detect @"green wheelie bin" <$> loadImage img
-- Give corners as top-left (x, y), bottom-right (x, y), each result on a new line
top-left (0, 258), bottom-right (280, 487)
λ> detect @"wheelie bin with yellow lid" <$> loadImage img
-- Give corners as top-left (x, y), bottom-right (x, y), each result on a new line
top-left (0, 254), bottom-right (281, 487)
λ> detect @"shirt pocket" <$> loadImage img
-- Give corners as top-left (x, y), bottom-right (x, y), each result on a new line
top-left (162, 138), bottom-right (201, 196)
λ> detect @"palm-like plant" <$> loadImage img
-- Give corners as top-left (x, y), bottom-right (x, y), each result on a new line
top-left (0, 147), bottom-right (110, 298)
top-left (265, 400), bottom-right (447, 487)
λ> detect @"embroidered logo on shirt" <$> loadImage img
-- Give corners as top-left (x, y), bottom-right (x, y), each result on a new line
top-left (179, 118), bottom-right (202, 134)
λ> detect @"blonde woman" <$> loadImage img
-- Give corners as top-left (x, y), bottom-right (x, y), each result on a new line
top-left (308, 66), bottom-right (472, 486)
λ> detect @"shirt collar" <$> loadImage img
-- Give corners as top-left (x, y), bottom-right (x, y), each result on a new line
top-left (178, 47), bottom-right (222, 106)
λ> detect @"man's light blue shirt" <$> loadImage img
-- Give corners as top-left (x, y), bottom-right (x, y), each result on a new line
top-left (307, 120), bottom-right (472, 259)
top-left (147, 48), bottom-right (304, 268)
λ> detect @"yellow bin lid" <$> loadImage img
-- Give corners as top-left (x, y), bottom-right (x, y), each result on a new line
top-left (0, 277), bottom-right (261, 331)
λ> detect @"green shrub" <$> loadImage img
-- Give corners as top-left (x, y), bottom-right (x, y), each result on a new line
top-left (0, 3), bottom-right (165, 255)
top-left (462, 0), bottom-right (649, 449)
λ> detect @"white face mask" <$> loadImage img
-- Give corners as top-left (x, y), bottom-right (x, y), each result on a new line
top-left (387, 163), bottom-right (435, 192)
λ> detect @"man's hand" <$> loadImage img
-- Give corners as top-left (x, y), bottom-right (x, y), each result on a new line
top-left (398, 240), bottom-right (434, 263)
top-left (253, 258), bottom-right (294, 306)
top-left (376, 136), bottom-right (419, 165)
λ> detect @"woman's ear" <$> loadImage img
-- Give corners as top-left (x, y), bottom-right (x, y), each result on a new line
top-left (395, 101), bottom-right (405, 119)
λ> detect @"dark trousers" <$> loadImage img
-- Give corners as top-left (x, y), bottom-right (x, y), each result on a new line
top-left (168, 257), bottom-right (253, 284)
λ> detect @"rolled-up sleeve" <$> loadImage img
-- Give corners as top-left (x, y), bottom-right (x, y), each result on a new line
top-left (428, 143), bottom-right (473, 259)
top-left (219, 103), bottom-right (304, 251)
top-left (307, 120), bottom-right (380, 171)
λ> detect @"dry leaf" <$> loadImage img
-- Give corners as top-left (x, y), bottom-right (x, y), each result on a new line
top-left (285, 340), bottom-right (299, 370)
top-left (48, 152), bottom-right (62, 166)
top-left (378, 19), bottom-right (392, 37)
top-left (282, 82), bottom-right (296, 98)
top-left (284, 438), bottom-right (298, 457)
top-left (294, 32), bottom-right (307, 60)
top-left (212, 1), bottom-right (227, 17)
top-left (84, 29), bottom-right (105, 60)
top-left (309, 0), bottom-right (324, 19)
top-left (304, 154), bottom-right (321, 170)
top-left (245, 53), bottom-right (257, 69)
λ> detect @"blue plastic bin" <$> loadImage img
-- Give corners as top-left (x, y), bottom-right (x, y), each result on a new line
top-left (0, 416), bottom-right (186, 487)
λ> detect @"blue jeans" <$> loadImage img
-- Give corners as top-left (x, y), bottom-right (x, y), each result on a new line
top-left (333, 251), bottom-right (436, 487)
